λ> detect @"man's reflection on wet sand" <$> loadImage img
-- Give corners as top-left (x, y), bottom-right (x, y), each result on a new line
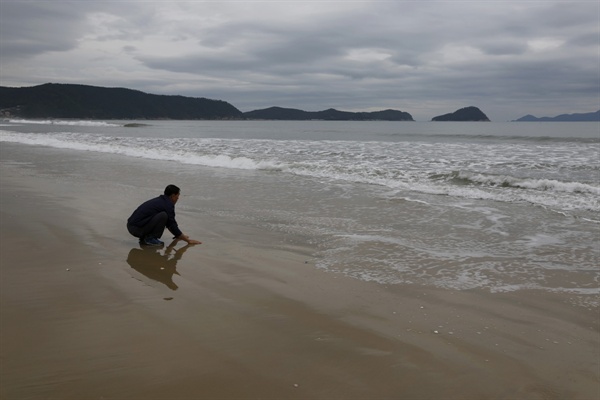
top-left (126, 239), bottom-right (195, 290)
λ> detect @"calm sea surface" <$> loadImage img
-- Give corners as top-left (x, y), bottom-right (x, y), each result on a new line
top-left (2, 119), bottom-right (598, 305)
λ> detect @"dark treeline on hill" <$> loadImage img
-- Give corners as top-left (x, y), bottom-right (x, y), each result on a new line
top-left (0, 83), bottom-right (243, 120)
top-left (432, 106), bottom-right (490, 122)
top-left (5, 83), bottom-right (591, 123)
top-left (0, 83), bottom-right (414, 121)
top-left (242, 107), bottom-right (413, 121)
top-left (513, 110), bottom-right (600, 122)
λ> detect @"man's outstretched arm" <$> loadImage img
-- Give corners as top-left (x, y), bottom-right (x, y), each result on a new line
top-left (175, 233), bottom-right (202, 245)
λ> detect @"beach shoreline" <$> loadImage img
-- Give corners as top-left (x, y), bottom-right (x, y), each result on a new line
top-left (1, 143), bottom-right (598, 399)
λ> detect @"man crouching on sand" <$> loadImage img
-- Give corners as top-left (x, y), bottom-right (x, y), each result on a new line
top-left (127, 184), bottom-right (202, 246)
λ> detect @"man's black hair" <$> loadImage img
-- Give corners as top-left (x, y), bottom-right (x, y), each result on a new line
top-left (164, 184), bottom-right (180, 196)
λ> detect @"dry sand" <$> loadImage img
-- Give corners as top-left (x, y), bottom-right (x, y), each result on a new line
top-left (1, 154), bottom-right (599, 399)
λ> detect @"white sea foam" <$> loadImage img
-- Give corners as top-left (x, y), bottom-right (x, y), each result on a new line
top-left (7, 119), bottom-right (121, 127)
top-left (550, 287), bottom-right (600, 295)
top-left (581, 217), bottom-right (600, 224)
top-left (0, 131), bottom-right (282, 171)
top-left (455, 170), bottom-right (600, 195)
top-left (2, 129), bottom-right (598, 214)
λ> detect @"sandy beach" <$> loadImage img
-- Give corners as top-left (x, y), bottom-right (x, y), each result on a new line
top-left (1, 143), bottom-right (599, 399)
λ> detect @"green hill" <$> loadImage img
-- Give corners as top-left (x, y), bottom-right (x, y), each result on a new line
top-left (0, 83), bottom-right (415, 121)
top-left (432, 106), bottom-right (490, 122)
top-left (513, 110), bottom-right (600, 122)
top-left (0, 83), bottom-right (243, 119)
top-left (243, 106), bottom-right (414, 121)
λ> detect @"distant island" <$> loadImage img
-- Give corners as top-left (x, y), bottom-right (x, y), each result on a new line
top-left (243, 106), bottom-right (413, 121)
top-left (0, 83), bottom-right (413, 121)
top-left (513, 110), bottom-right (600, 122)
top-left (431, 106), bottom-right (490, 122)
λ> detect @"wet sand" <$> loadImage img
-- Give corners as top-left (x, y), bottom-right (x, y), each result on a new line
top-left (1, 146), bottom-right (599, 399)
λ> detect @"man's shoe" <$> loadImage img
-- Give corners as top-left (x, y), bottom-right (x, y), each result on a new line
top-left (143, 237), bottom-right (164, 246)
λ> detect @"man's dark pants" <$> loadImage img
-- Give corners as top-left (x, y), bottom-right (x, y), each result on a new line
top-left (127, 211), bottom-right (167, 241)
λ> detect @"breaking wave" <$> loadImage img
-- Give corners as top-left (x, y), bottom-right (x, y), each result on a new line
top-left (439, 170), bottom-right (599, 195)
top-left (1, 128), bottom-right (598, 214)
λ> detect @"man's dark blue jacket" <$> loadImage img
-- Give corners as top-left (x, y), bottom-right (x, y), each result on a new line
top-left (127, 195), bottom-right (183, 237)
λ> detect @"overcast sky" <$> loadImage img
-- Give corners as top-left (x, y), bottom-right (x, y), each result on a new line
top-left (1, 1), bottom-right (598, 121)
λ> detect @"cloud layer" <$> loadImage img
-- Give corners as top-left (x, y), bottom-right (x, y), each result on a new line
top-left (1, 1), bottom-right (598, 121)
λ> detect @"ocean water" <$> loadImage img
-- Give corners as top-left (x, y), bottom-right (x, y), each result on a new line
top-left (1, 119), bottom-right (599, 305)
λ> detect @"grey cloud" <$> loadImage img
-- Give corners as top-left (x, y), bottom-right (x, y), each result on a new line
top-left (0, 2), bottom-right (87, 57)
top-left (477, 39), bottom-right (529, 56)
top-left (568, 32), bottom-right (600, 47)
top-left (139, 53), bottom-right (259, 75)
top-left (536, 3), bottom-right (598, 29)
top-left (0, 1), bottom-right (597, 121)
top-left (0, 2), bottom-right (144, 57)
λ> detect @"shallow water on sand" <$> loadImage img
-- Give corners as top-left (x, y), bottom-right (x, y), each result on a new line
top-left (1, 120), bottom-right (598, 305)
top-left (1, 139), bottom-right (599, 400)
